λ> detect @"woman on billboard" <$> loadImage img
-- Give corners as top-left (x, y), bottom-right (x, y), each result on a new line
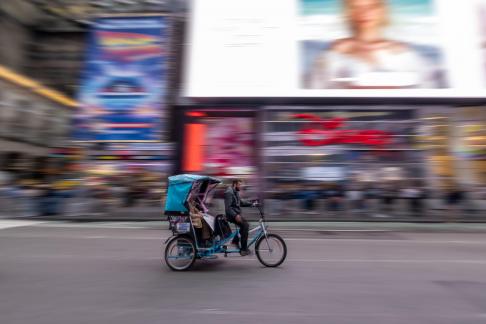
top-left (307, 0), bottom-right (438, 89)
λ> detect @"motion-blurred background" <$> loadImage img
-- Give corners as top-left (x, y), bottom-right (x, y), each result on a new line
top-left (0, 0), bottom-right (484, 221)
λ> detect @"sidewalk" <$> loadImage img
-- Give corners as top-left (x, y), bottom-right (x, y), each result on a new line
top-left (1, 198), bottom-right (484, 223)
top-left (2, 206), bottom-right (485, 223)
top-left (266, 221), bottom-right (486, 233)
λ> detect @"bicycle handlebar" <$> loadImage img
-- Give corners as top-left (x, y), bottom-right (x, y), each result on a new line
top-left (254, 203), bottom-right (265, 220)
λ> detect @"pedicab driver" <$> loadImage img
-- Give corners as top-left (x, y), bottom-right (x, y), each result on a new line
top-left (224, 179), bottom-right (256, 256)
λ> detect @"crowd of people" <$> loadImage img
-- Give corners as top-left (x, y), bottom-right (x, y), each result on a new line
top-left (263, 181), bottom-right (486, 220)
top-left (0, 167), bottom-right (165, 217)
top-left (1, 164), bottom-right (484, 220)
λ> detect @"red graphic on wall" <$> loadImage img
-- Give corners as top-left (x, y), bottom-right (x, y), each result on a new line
top-left (294, 113), bottom-right (391, 147)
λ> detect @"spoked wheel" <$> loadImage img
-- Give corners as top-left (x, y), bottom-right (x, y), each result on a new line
top-left (255, 233), bottom-right (287, 267)
top-left (164, 236), bottom-right (197, 271)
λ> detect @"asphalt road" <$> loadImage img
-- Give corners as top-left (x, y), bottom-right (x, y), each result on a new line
top-left (1, 220), bottom-right (486, 324)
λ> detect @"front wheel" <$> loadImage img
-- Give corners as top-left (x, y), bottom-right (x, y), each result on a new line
top-left (164, 236), bottom-right (197, 271)
top-left (255, 233), bottom-right (287, 267)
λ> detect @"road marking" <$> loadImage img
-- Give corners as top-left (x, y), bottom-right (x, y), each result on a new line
top-left (285, 238), bottom-right (486, 244)
top-left (274, 229), bottom-right (391, 232)
top-left (0, 234), bottom-right (167, 240)
top-left (227, 258), bottom-right (486, 264)
top-left (23, 221), bottom-right (486, 235)
top-left (292, 259), bottom-right (486, 264)
top-left (192, 308), bottom-right (467, 318)
top-left (7, 254), bottom-right (486, 265)
top-left (2, 233), bottom-right (486, 245)
top-left (37, 222), bottom-right (393, 232)
top-left (36, 222), bottom-right (158, 229)
top-left (0, 220), bottom-right (47, 230)
top-left (105, 307), bottom-right (476, 320)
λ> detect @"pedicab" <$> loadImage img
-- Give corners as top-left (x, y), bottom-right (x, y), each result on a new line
top-left (163, 174), bottom-right (287, 271)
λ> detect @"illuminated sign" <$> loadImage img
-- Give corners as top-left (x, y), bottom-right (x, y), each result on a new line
top-left (74, 16), bottom-right (166, 141)
top-left (97, 31), bottom-right (163, 61)
top-left (294, 114), bottom-right (391, 147)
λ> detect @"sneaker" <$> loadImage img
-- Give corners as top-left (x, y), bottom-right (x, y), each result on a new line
top-left (239, 249), bottom-right (251, 256)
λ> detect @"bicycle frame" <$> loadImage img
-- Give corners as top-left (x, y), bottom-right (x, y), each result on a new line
top-left (183, 204), bottom-right (269, 258)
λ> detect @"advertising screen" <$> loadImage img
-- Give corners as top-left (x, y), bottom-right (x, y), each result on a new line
top-left (185, 0), bottom-right (486, 98)
top-left (183, 116), bottom-right (256, 176)
top-left (74, 16), bottom-right (167, 141)
top-left (203, 117), bottom-right (255, 175)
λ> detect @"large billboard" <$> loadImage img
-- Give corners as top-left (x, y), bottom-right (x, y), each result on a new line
top-left (74, 16), bottom-right (167, 141)
top-left (300, 0), bottom-right (446, 90)
top-left (185, 0), bottom-right (486, 98)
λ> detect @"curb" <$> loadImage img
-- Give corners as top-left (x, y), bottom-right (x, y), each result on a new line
top-left (4, 217), bottom-right (486, 233)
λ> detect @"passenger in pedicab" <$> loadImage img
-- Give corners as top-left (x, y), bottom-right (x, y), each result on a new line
top-left (187, 194), bottom-right (213, 247)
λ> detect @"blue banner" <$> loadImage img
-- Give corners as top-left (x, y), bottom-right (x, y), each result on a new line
top-left (74, 16), bottom-right (167, 141)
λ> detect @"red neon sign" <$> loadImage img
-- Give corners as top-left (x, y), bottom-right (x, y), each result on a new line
top-left (186, 111), bottom-right (207, 117)
top-left (293, 113), bottom-right (391, 147)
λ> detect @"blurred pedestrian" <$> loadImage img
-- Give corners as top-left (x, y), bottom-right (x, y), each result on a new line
top-left (444, 183), bottom-right (464, 222)
top-left (347, 184), bottom-right (365, 215)
top-left (0, 170), bottom-right (14, 217)
top-left (326, 183), bottom-right (344, 212)
top-left (302, 184), bottom-right (318, 212)
top-left (378, 182), bottom-right (398, 217)
top-left (20, 179), bottom-right (41, 217)
top-left (39, 183), bottom-right (60, 216)
top-left (402, 181), bottom-right (423, 217)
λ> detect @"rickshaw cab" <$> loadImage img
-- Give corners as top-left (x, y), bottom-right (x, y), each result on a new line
top-left (163, 174), bottom-right (287, 271)
top-left (164, 174), bottom-right (221, 245)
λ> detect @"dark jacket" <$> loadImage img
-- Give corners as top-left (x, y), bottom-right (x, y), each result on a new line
top-left (224, 186), bottom-right (252, 219)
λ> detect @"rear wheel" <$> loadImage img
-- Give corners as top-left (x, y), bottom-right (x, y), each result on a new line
top-left (255, 233), bottom-right (287, 267)
top-left (164, 236), bottom-right (197, 271)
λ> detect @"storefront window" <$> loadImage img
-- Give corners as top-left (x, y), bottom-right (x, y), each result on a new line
top-left (263, 108), bottom-right (423, 183)
top-left (452, 107), bottom-right (486, 186)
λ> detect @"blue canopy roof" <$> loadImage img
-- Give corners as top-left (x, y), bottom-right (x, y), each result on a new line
top-left (164, 174), bottom-right (221, 214)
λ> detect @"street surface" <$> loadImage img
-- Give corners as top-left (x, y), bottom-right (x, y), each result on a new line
top-left (1, 220), bottom-right (486, 324)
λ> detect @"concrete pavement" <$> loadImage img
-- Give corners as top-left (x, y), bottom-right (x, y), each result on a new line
top-left (1, 221), bottom-right (486, 324)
